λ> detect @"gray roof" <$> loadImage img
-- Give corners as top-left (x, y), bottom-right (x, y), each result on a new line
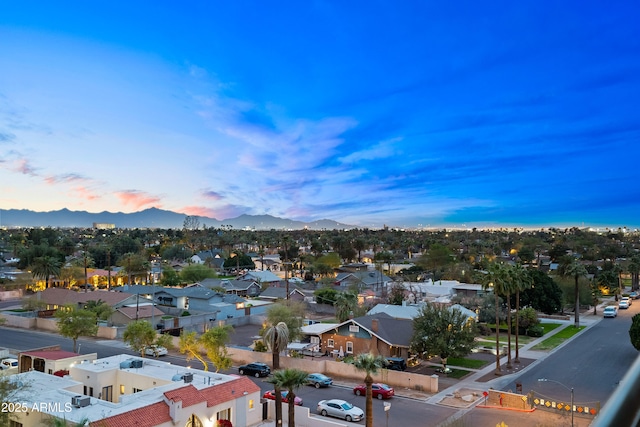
top-left (259, 285), bottom-right (303, 300)
top-left (335, 270), bottom-right (392, 286)
top-left (349, 313), bottom-right (414, 348)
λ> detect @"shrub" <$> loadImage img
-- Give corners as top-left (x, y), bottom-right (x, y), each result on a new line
top-left (476, 323), bottom-right (492, 336)
top-left (217, 420), bottom-right (233, 427)
top-left (253, 340), bottom-right (268, 352)
top-left (181, 311), bottom-right (191, 316)
top-left (527, 325), bottom-right (544, 337)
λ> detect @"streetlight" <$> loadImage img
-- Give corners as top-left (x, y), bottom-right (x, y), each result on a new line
top-left (538, 378), bottom-right (574, 427)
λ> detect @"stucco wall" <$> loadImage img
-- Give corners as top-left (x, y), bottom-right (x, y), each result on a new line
top-left (229, 347), bottom-right (438, 393)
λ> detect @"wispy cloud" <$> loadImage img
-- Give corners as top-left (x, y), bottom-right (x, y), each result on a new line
top-left (115, 191), bottom-right (162, 210)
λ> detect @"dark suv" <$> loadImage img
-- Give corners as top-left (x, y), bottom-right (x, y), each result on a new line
top-left (385, 357), bottom-right (407, 371)
top-left (238, 362), bottom-right (271, 377)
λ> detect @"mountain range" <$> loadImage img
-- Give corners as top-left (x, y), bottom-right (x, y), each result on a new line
top-left (0, 208), bottom-right (355, 230)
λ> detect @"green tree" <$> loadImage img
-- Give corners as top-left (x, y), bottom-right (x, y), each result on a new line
top-left (520, 270), bottom-right (563, 314)
top-left (180, 264), bottom-right (217, 283)
top-left (560, 258), bottom-right (588, 327)
top-left (387, 284), bottom-right (406, 305)
top-left (630, 313), bottom-right (640, 351)
top-left (45, 416), bottom-right (91, 426)
top-left (263, 322), bottom-right (290, 427)
top-left (84, 299), bottom-right (114, 322)
top-left (122, 320), bottom-right (156, 357)
top-left (410, 304), bottom-right (477, 372)
top-left (200, 324), bottom-right (234, 372)
top-left (267, 368), bottom-right (309, 427)
top-left (1, 371), bottom-right (29, 425)
top-left (314, 287), bottom-right (338, 305)
top-left (160, 266), bottom-right (181, 286)
top-left (265, 302), bottom-right (304, 342)
top-left (55, 305), bottom-right (99, 353)
top-left (417, 243), bottom-right (454, 280)
top-left (353, 352), bottom-right (387, 427)
top-left (179, 330), bottom-right (209, 371)
top-left (30, 255), bottom-right (62, 289)
top-left (335, 291), bottom-right (359, 322)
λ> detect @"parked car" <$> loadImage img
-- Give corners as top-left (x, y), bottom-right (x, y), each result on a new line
top-left (238, 362), bottom-right (271, 377)
top-left (619, 300), bottom-right (630, 309)
top-left (144, 345), bottom-right (168, 357)
top-left (353, 383), bottom-right (395, 399)
top-left (263, 390), bottom-right (303, 406)
top-left (603, 306), bottom-right (617, 318)
top-left (317, 399), bottom-right (364, 422)
top-left (0, 358), bottom-right (18, 370)
top-left (621, 296), bottom-right (632, 306)
top-left (629, 292), bottom-right (639, 300)
top-left (385, 357), bottom-right (407, 371)
top-left (307, 373), bottom-right (333, 388)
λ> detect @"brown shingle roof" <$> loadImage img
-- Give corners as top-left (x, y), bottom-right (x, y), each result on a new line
top-left (40, 288), bottom-right (135, 307)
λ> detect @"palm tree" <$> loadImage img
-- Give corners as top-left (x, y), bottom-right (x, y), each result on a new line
top-left (30, 255), bottom-right (61, 289)
top-left (353, 352), bottom-right (387, 427)
top-left (502, 267), bottom-right (517, 370)
top-left (511, 264), bottom-right (532, 363)
top-left (628, 254), bottom-right (640, 291)
top-left (561, 258), bottom-right (588, 327)
top-left (481, 263), bottom-right (509, 375)
top-left (267, 368), bottom-right (309, 427)
top-left (263, 321), bottom-right (290, 427)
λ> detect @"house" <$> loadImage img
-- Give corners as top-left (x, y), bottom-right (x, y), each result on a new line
top-left (367, 302), bottom-right (477, 322)
top-left (111, 305), bottom-right (166, 326)
top-left (18, 348), bottom-right (97, 375)
top-left (317, 313), bottom-right (413, 360)
top-left (37, 288), bottom-right (140, 312)
top-left (237, 270), bottom-right (282, 286)
top-left (257, 285), bottom-right (306, 302)
top-left (6, 354), bottom-right (262, 427)
top-left (251, 254), bottom-right (282, 272)
top-left (198, 277), bottom-right (262, 297)
top-left (190, 249), bottom-right (225, 270)
top-left (334, 270), bottom-right (392, 290)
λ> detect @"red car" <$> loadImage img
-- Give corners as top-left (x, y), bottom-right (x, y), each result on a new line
top-left (262, 390), bottom-right (303, 406)
top-left (353, 383), bottom-right (395, 399)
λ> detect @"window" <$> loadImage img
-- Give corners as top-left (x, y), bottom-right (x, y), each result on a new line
top-left (346, 341), bottom-right (353, 354)
top-left (120, 385), bottom-right (125, 394)
top-left (133, 388), bottom-right (142, 393)
top-left (327, 339), bottom-right (334, 348)
top-left (216, 408), bottom-right (231, 420)
top-left (249, 399), bottom-right (254, 409)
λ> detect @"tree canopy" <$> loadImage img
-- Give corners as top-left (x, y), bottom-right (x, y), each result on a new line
top-left (410, 304), bottom-right (477, 371)
top-left (55, 305), bottom-right (99, 353)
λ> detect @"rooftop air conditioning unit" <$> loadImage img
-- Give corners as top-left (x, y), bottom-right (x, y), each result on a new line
top-left (71, 396), bottom-right (90, 408)
top-left (183, 373), bottom-right (193, 383)
top-left (131, 359), bottom-right (143, 368)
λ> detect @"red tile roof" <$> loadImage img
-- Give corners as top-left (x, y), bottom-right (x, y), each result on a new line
top-left (40, 288), bottom-right (135, 307)
top-left (90, 401), bottom-right (170, 427)
top-left (20, 350), bottom-right (79, 360)
top-left (89, 377), bottom-right (260, 426)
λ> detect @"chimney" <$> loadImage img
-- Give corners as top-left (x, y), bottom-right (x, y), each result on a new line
top-left (371, 319), bottom-right (378, 332)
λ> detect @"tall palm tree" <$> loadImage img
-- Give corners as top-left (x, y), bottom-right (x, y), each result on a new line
top-left (481, 263), bottom-right (508, 375)
top-left (511, 264), bottom-right (533, 363)
top-left (267, 368), bottom-right (309, 427)
top-left (30, 255), bottom-right (61, 289)
top-left (562, 258), bottom-right (588, 327)
top-left (628, 254), bottom-right (640, 291)
top-left (263, 322), bottom-right (290, 427)
top-left (353, 352), bottom-right (387, 427)
top-left (502, 267), bottom-right (517, 370)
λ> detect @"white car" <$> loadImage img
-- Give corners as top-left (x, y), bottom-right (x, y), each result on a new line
top-left (619, 300), bottom-right (630, 310)
top-left (317, 399), bottom-right (364, 422)
top-left (621, 296), bottom-right (631, 306)
top-left (1, 358), bottom-right (18, 370)
top-left (145, 345), bottom-right (168, 357)
top-left (603, 306), bottom-right (617, 318)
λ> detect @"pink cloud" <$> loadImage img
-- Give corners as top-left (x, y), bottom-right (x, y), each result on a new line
top-left (71, 186), bottom-right (101, 201)
top-left (15, 159), bottom-right (38, 176)
top-left (44, 173), bottom-right (88, 185)
top-left (115, 190), bottom-right (162, 210)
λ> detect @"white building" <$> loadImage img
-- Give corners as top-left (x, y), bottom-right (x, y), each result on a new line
top-left (6, 354), bottom-right (261, 427)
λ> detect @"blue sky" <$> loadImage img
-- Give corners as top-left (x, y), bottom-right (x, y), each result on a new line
top-left (2, 2), bottom-right (640, 229)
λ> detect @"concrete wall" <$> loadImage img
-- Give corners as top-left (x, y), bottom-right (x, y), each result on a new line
top-left (229, 347), bottom-right (439, 393)
top-left (0, 312), bottom-right (36, 328)
top-left (0, 289), bottom-right (23, 300)
top-left (486, 389), bottom-right (531, 410)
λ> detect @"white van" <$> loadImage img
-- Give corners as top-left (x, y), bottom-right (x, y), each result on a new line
top-left (1, 358), bottom-right (18, 370)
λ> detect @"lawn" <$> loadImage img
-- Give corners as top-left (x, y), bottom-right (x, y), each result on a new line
top-left (447, 357), bottom-right (489, 369)
top-left (531, 325), bottom-right (585, 351)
